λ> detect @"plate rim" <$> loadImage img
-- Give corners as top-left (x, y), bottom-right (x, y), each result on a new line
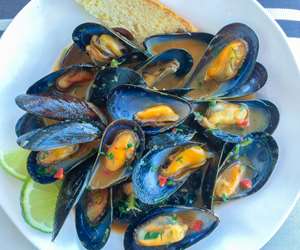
top-left (0, 0), bottom-right (300, 249)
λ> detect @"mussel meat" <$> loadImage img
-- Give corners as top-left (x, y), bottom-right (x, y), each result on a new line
top-left (124, 206), bottom-right (219, 250)
top-left (193, 99), bottom-right (279, 143)
top-left (133, 142), bottom-right (214, 204)
top-left (89, 120), bottom-right (145, 189)
top-left (184, 23), bottom-right (259, 100)
top-left (72, 23), bottom-right (148, 66)
top-left (107, 84), bottom-right (192, 135)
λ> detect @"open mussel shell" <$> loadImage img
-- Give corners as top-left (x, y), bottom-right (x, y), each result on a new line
top-left (15, 93), bottom-right (107, 126)
top-left (124, 206), bottom-right (219, 250)
top-left (107, 85), bottom-right (192, 135)
top-left (135, 48), bottom-right (193, 89)
top-left (15, 113), bottom-right (45, 137)
top-left (212, 132), bottom-right (279, 203)
top-left (144, 32), bottom-right (214, 55)
top-left (72, 23), bottom-right (149, 65)
top-left (26, 140), bottom-right (99, 184)
top-left (87, 67), bottom-right (146, 106)
top-left (132, 142), bottom-right (214, 205)
top-left (17, 121), bottom-right (102, 151)
top-left (223, 62), bottom-right (267, 99)
top-left (193, 99), bottom-right (279, 144)
top-left (89, 119), bottom-right (145, 189)
top-left (185, 23), bottom-right (259, 100)
top-left (76, 188), bottom-right (112, 250)
top-left (26, 64), bottom-right (97, 96)
top-left (52, 155), bottom-right (96, 240)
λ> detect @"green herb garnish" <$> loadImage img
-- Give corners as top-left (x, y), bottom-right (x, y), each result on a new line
top-left (240, 138), bottom-right (253, 147)
top-left (221, 193), bottom-right (229, 202)
top-left (144, 231), bottom-right (163, 240)
top-left (126, 143), bottom-right (134, 150)
top-left (106, 152), bottom-right (114, 160)
top-left (110, 59), bottom-right (122, 68)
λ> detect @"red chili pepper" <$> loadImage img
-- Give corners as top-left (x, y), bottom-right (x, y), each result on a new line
top-left (158, 175), bottom-right (168, 187)
top-left (191, 220), bottom-right (203, 232)
top-left (240, 178), bottom-right (252, 190)
top-left (237, 119), bottom-right (250, 128)
top-left (54, 168), bottom-right (64, 180)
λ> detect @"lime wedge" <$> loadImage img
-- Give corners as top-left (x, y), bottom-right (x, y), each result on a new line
top-left (21, 179), bottom-right (61, 233)
top-left (0, 148), bottom-right (30, 181)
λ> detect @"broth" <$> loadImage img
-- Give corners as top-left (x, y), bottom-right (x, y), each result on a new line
top-left (151, 39), bottom-right (208, 90)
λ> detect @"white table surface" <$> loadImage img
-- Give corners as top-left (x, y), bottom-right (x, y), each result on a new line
top-left (0, 1), bottom-right (299, 249)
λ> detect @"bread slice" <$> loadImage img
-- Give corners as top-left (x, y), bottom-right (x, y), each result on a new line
top-left (75, 0), bottom-right (198, 43)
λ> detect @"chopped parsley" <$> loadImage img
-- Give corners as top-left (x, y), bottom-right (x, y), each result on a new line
top-left (240, 138), bottom-right (253, 147)
top-left (106, 152), bottom-right (114, 160)
top-left (126, 143), bottom-right (134, 150)
top-left (144, 231), bottom-right (163, 240)
top-left (221, 193), bottom-right (229, 202)
top-left (110, 58), bottom-right (122, 68)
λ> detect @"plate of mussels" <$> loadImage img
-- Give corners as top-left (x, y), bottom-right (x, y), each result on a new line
top-left (0, 0), bottom-right (300, 250)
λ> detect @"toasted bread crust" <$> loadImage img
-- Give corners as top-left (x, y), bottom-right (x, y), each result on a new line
top-left (143, 0), bottom-right (198, 32)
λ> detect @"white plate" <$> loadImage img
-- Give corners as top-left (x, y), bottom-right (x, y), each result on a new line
top-left (0, 0), bottom-right (300, 249)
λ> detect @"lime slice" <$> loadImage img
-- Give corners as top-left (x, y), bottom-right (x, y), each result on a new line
top-left (21, 179), bottom-right (61, 233)
top-left (0, 148), bottom-right (30, 181)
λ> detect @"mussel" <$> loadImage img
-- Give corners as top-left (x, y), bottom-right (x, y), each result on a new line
top-left (89, 120), bottom-right (145, 189)
top-left (184, 23), bottom-right (259, 100)
top-left (107, 85), bottom-right (192, 135)
top-left (17, 121), bottom-right (102, 151)
top-left (124, 206), bottom-right (219, 250)
top-left (87, 67), bottom-right (146, 106)
top-left (76, 188), bottom-right (112, 250)
top-left (15, 93), bottom-right (107, 126)
top-left (72, 23), bottom-right (149, 66)
top-left (213, 132), bottom-right (278, 202)
top-left (52, 155), bottom-right (97, 240)
top-left (193, 99), bottom-right (279, 143)
top-left (222, 62), bottom-right (268, 99)
top-left (132, 142), bottom-right (215, 204)
top-left (135, 49), bottom-right (193, 90)
top-left (15, 113), bottom-right (45, 137)
top-left (26, 139), bottom-right (99, 184)
top-left (26, 64), bottom-right (97, 98)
